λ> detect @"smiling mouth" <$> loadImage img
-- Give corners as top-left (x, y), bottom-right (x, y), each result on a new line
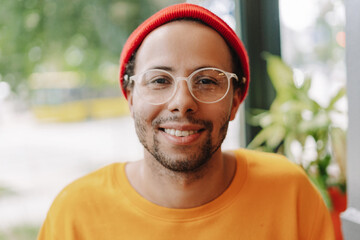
top-left (160, 128), bottom-right (203, 137)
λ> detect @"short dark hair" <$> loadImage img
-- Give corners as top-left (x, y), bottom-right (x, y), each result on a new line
top-left (123, 19), bottom-right (246, 97)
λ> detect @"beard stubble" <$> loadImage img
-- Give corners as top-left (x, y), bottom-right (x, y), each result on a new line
top-left (134, 113), bottom-right (230, 173)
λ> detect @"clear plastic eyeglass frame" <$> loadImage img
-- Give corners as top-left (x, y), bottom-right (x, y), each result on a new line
top-left (128, 67), bottom-right (238, 105)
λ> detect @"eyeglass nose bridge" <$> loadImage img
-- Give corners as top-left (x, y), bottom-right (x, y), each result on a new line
top-left (168, 76), bottom-right (196, 101)
top-left (174, 76), bottom-right (191, 83)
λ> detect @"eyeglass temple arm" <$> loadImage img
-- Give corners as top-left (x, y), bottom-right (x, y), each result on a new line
top-left (230, 73), bottom-right (246, 84)
top-left (227, 72), bottom-right (246, 83)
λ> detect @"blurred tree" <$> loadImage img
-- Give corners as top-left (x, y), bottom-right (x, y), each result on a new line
top-left (0, 0), bottom-right (182, 95)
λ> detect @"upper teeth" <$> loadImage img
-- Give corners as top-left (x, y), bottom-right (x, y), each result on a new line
top-left (164, 129), bottom-right (197, 137)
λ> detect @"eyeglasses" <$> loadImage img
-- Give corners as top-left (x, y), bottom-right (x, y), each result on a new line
top-left (128, 67), bottom-right (238, 105)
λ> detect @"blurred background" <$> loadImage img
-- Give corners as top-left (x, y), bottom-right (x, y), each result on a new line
top-left (0, 0), bottom-right (346, 239)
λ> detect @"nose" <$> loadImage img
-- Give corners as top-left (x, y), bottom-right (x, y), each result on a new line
top-left (166, 79), bottom-right (198, 114)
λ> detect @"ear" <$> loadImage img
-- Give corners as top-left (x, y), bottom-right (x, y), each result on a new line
top-left (126, 88), bottom-right (134, 118)
top-left (229, 88), bottom-right (242, 121)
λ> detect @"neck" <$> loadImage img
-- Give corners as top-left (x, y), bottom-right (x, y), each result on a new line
top-left (125, 149), bottom-right (236, 208)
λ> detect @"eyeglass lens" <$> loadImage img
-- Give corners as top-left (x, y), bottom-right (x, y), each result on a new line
top-left (137, 69), bottom-right (229, 104)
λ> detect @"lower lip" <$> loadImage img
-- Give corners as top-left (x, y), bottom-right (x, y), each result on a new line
top-left (159, 130), bottom-right (203, 145)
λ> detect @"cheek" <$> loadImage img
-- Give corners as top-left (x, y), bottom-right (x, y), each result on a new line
top-left (132, 100), bottom-right (162, 126)
top-left (210, 98), bottom-right (233, 120)
top-left (201, 103), bottom-right (232, 133)
top-left (132, 106), bottom-right (156, 146)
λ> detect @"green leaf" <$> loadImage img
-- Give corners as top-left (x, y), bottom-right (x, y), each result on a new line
top-left (283, 133), bottom-right (296, 161)
top-left (318, 154), bottom-right (331, 175)
top-left (247, 110), bottom-right (270, 126)
top-left (301, 76), bottom-right (312, 93)
top-left (308, 175), bottom-right (333, 210)
top-left (247, 127), bottom-right (275, 149)
top-left (263, 52), bottom-right (295, 100)
top-left (327, 87), bottom-right (346, 110)
top-left (266, 124), bottom-right (286, 148)
top-left (330, 127), bottom-right (347, 176)
top-left (299, 111), bottom-right (330, 133)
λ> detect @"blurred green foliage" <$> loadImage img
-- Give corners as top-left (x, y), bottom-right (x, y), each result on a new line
top-left (0, 224), bottom-right (39, 240)
top-left (0, 0), bottom-right (181, 95)
top-left (0, 185), bottom-right (15, 197)
top-left (248, 53), bottom-right (346, 209)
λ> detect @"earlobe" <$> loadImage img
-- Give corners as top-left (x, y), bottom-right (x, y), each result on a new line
top-left (126, 89), bottom-right (134, 118)
top-left (229, 88), bottom-right (242, 121)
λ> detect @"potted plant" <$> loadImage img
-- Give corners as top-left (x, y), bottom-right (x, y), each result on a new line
top-left (247, 53), bottom-right (346, 239)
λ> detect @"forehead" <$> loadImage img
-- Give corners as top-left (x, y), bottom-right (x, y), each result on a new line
top-left (134, 20), bottom-right (233, 74)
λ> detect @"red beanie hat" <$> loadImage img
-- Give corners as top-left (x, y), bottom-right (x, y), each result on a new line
top-left (119, 3), bottom-right (250, 103)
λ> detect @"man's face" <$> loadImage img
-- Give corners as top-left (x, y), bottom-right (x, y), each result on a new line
top-left (127, 21), bottom-right (241, 172)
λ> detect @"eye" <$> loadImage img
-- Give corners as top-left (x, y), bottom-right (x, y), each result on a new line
top-left (195, 77), bottom-right (218, 85)
top-left (150, 77), bottom-right (171, 85)
top-left (145, 75), bottom-right (173, 90)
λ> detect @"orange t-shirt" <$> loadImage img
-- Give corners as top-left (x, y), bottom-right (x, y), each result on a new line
top-left (38, 149), bottom-right (335, 239)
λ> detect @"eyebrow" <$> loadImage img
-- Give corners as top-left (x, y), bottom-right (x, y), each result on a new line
top-left (193, 65), bottom-right (216, 71)
top-left (148, 66), bottom-right (174, 72)
top-left (148, 65), bottom-right (219, 73)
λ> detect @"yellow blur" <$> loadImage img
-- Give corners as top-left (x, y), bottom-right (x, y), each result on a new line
top-left (32, 97), bottom-right (129, 122)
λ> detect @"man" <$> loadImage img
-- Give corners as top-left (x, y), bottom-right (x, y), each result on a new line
top-left (38, 3), bottom-right (335, 239)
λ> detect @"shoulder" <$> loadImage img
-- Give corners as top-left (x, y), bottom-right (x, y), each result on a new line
top-left (234, 148), bottom-right (306, 178)
top-left (233, 149), bottom-right (334, 239)
top-left (38, 163), bottom-right (127, 238)
top-left (60, 163), bottom-right (121, 193)
top-left (233, 149), bottom-right (326, 207)
top-left (232, 148), bottom-right (320, 200)
top-left (46, 163), bottom-right (125, 216)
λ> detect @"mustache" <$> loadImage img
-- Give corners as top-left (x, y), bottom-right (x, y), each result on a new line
top-left (152, 115), bottom-right (213, 131)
